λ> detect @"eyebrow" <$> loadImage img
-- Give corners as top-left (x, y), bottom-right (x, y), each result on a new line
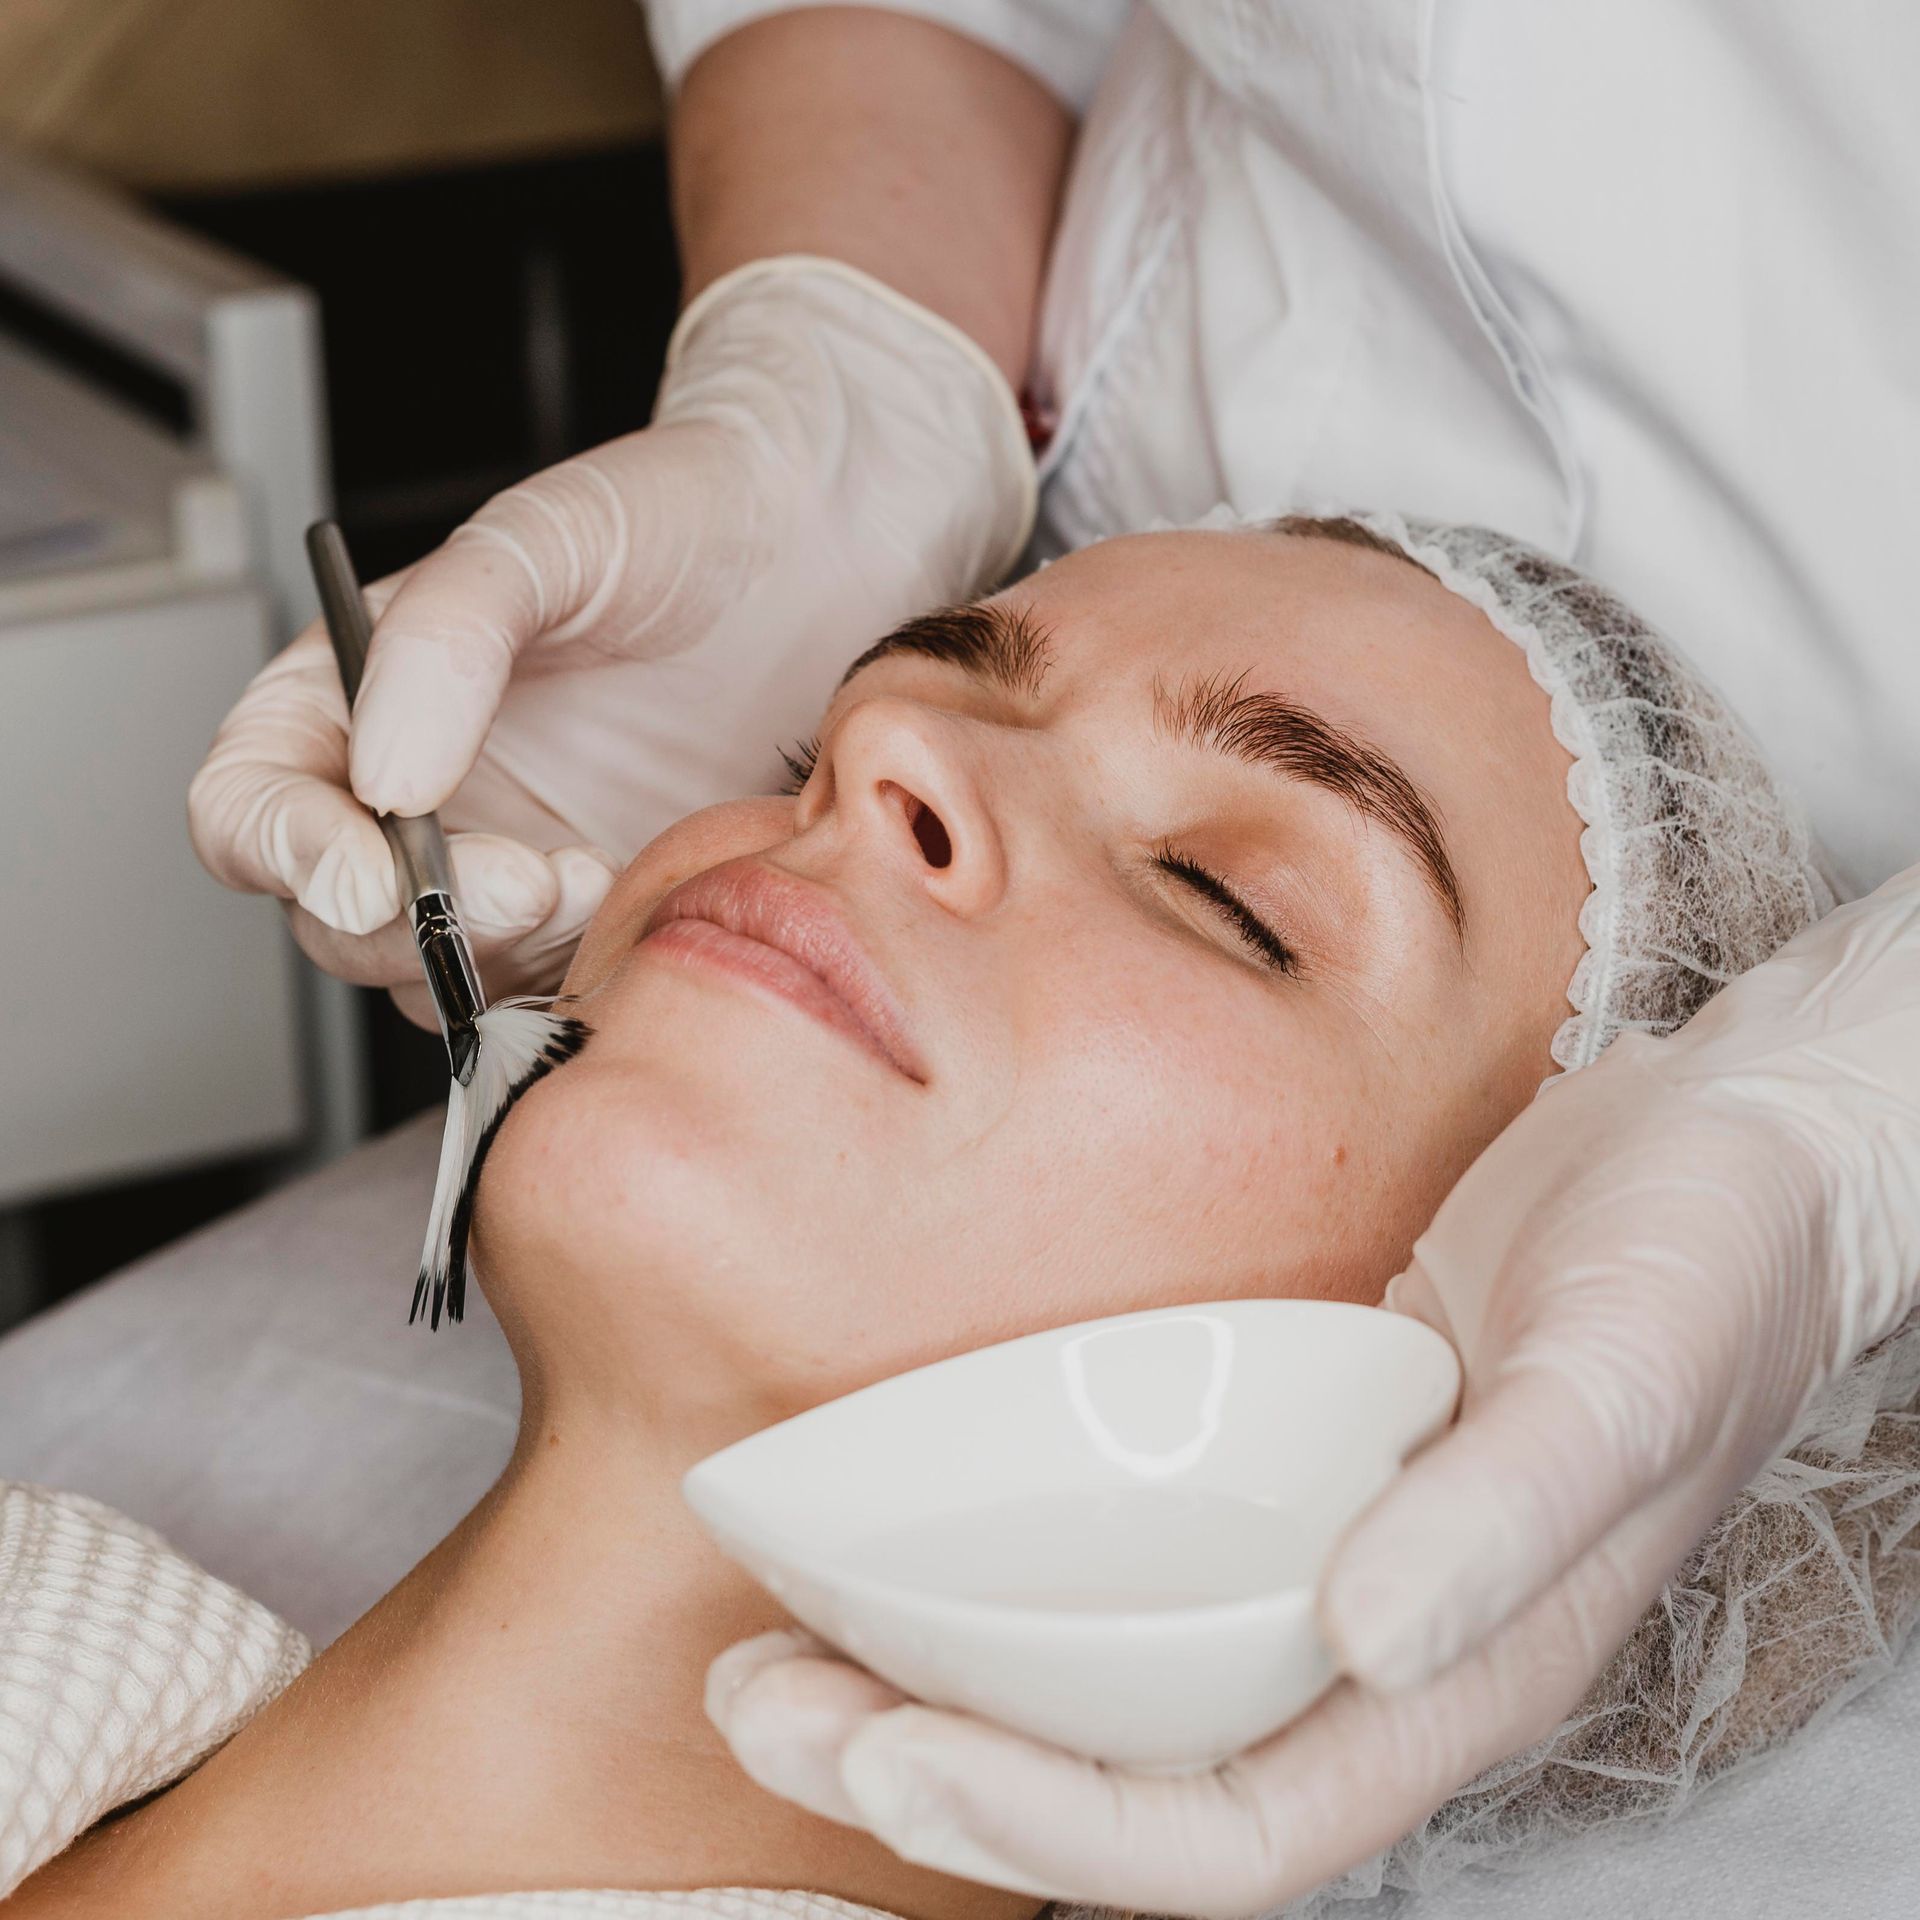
top-left (841, 605), bottom-right (1464, 934)
top-left (1154, 670), bottom-right (1465, 934)
top-left (840, 602), bottom-right (1055, 697)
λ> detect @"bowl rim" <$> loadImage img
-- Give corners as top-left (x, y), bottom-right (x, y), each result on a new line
top-left (689, 1298), bottom-right (1457, 1463)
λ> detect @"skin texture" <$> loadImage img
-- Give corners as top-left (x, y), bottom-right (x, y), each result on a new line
top-left (15, 529), bottom-right (1585, 1920)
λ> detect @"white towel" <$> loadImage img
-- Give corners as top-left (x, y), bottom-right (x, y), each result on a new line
top-left (329, 1892), bottom-right (908, 1920)
top-left (0, 1481), bottom-right (310, 1892)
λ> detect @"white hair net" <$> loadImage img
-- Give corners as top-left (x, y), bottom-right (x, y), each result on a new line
top-left (1338, 512), bottom-right (1840, 1069)
top-left (1079, 513), bottom-right (1920, 1915)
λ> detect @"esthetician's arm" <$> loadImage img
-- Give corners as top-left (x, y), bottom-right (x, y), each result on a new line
top-left (672, 9), bottom-right (1066, 386)
top-left (708, 863), bottom-right (1920, 1913)
top-left (189, 9), bottom-right (1069, 1018)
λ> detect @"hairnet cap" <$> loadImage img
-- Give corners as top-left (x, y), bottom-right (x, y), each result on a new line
top-left (1346, 514), bottom-right (1838, 1072)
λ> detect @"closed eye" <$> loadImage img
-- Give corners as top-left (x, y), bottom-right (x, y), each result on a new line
top-left (1154, 845), bottom-right (1300, 977)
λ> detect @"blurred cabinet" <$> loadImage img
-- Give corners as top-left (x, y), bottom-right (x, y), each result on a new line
top-left (0, 148), bottom-right (363, 1209)
top-left (0, 579), bottom-right (303, 1202)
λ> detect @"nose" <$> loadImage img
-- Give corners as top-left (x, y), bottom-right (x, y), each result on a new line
top-left (796, 696), bottom-right (1008, 917)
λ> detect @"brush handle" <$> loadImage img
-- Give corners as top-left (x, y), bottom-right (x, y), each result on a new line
top-left (305, 519), bottom-right (486, 1084)
top-left (304, 520), bottom-right (456, 903)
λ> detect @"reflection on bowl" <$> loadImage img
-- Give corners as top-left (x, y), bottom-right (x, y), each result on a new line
top-left (683, 1299), bottom-right (1460, 1770)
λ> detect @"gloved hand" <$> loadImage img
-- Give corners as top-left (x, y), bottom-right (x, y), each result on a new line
top-left (703, 863), bottom-right (1920, 1914)
top-left (188, 256), bottom-right (1034, 1024)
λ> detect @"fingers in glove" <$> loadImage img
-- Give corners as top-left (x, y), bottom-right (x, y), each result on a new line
top-left (189, 581), bottom-right (421, 932)
top-left (494, 842), bottom-right (619, 986)
top-left (189, 628), bottom-right (400, 933)
top-left (836, 1708), bottom-right (1117, 1906)
top-left (285, 831), bottom-right (579, 1000)
top-left (709, 1632), bottom-right (912, 1827)
top-left (831, 1535), bottom-right (1646, 1917)
top-left (385, 842), bottom-right (617, 1027)
top-left (350, 469), bottom-right (631, 817)
top-left (706, 1627), bottom-right (834, 1723)
top-left (1324, 1147), bottom-right (1796, 1691)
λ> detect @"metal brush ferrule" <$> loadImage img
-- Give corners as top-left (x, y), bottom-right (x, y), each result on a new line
top-left (409, 889), bottom-right (484, 1086)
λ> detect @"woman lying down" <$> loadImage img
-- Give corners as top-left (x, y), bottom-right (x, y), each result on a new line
top-left (5, 516), bottom-right (1916, 1919)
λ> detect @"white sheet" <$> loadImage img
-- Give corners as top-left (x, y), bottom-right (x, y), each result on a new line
top-left (0, 1122), bottom-right (1911, 1915)
top-left (0, 1115), bottom-right (515, 1646)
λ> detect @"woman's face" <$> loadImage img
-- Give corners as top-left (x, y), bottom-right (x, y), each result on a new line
top-left (476, 529), bottom-right (1586, 1425)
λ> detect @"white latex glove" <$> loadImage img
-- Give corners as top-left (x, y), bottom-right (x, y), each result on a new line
top-left (188, 256), bottom-right (1034, 1023)
top-left (704, 863), bottom-right (1920, 1914)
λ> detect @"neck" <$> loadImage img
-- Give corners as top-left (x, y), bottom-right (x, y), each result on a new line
top-left (23, 1399), bottom-right (1030, 1920)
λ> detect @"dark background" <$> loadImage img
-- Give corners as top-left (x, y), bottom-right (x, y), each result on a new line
top-left (15, 143), bottom-right (682, 1314)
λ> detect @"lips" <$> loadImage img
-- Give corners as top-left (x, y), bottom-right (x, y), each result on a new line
top-left (640, 858), bottom-right (927, 1083)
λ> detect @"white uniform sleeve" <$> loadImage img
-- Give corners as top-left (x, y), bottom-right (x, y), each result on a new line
top-left (642, 0), bottom-right (1129, 113)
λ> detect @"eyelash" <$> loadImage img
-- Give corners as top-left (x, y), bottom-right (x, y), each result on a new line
top-left (1154, 844), bottom-right (1300, 977)
top-left (779, 735), bottom-right (821, 796)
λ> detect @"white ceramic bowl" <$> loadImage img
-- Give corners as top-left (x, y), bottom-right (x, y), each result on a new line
top-left (683, 1299), bottom-right (1459, 1771)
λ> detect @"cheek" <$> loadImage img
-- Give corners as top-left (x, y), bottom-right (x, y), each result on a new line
top-left (956, 943), bottom-right (1413, 1314)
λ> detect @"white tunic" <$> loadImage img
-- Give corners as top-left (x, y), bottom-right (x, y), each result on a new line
top-left (646, 0), bottom-right (1920, 893)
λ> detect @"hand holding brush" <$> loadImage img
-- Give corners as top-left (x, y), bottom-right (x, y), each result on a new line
top-left (306, 522), bottom-right (590, 1328)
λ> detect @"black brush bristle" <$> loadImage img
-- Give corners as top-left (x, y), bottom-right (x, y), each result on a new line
top-left (412, 1014), bottom-right (592, 1331)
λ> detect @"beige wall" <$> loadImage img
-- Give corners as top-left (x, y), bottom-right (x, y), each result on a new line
top-left (0, 0), bottom-right (666, 192)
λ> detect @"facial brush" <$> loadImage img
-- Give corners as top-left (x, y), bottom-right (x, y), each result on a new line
top-left (306, 520), bottom-right (588, 1328)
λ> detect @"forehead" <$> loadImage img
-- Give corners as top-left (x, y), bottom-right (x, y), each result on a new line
top-left (999, 528), bottom-right (1510, 707)
top-left (962, 528), bottom-right (1581, 959)
top-left (840, 530), bottom-right (1561, 834)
